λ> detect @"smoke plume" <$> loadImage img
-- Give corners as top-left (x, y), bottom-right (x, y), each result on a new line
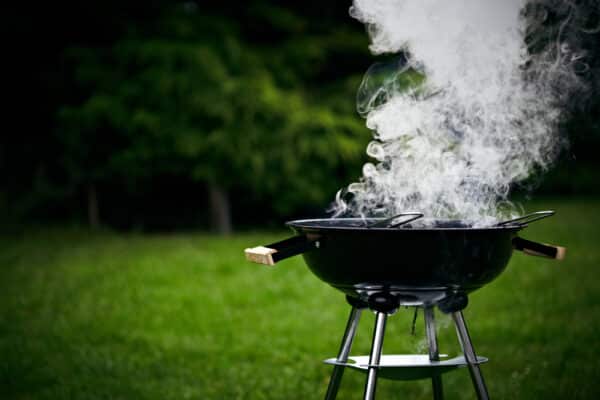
top-left (334, 0), bottom-right (595, 225)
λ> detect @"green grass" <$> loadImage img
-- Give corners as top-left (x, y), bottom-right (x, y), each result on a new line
top-left (1, 197), bottom-right (600, 399)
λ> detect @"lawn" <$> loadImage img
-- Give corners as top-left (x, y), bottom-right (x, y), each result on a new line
top-left (1, 197), bottom-right (600, 399)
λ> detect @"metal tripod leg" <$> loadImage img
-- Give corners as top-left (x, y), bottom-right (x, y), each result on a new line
top-left (452, 311), bottom-right (490, 400)
top-left (424, 307), bottom-right (444, 400)
top-left (363, 312), bottom-right (387, 400)
top-left (324, 307), bottom-right (363, 400)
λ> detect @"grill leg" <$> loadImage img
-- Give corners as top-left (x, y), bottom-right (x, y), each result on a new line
top-left (363, 311), bottom-right (388, 400)
top-left (324, 306), bottom-right (363, 400)
top-left (424, 307), bottom-right (444, 400)
top-left (452, 311), bottom-right (490, 400)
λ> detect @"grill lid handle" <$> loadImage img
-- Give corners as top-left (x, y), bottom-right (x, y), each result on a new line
top-left (496, 210), bottom-right (555, 227)
top-left (512, 237), bottom-right (566, 260)
top-left (367, 212), bottom-right (424, 228)
top-left (245, 235), bottom-right (320, 266)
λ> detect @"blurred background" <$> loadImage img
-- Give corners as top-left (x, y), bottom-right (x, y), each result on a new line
top-left (1, 1), bottom-right (600, 399)
top-left (3, 0), bottom-right (599, 233)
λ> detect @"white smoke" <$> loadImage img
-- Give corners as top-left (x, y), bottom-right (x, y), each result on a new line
top-left (334, 0), bottom-right (591, 225)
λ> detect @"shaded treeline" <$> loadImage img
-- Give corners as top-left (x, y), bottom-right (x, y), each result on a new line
top-left (2, 1), bottom-right (599, 232)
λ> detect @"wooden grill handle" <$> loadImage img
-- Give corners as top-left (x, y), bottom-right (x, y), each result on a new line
top-left (513, 237), bottom-right (566, 260)
top-left (245, 235), bottom-right (320, 266)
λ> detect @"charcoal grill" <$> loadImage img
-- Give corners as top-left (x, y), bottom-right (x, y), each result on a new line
top-left (245, 211), bottom-right (564, 400)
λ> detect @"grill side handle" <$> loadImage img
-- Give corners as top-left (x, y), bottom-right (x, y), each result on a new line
top-left (512, 237), bottom-right (566, 260)
top-left (244, 234), bottom-right (320, 266)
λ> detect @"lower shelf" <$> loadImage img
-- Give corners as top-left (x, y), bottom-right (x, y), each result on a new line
top-left (323, 354), bottom-right (488, 381)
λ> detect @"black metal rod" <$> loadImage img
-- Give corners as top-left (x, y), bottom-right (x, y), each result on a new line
top-left (324, 307), bottom-right (363, 400)
top-left (363, 312), bottom-right (387, 400)
top-left (269, 235), bottom-right (320, 263)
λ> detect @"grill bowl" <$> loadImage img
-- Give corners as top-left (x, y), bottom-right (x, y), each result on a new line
top-left (287, 218), bottom-right (523, 305)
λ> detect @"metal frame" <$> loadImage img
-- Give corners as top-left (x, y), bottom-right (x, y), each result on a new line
top-left (425, 307), bottom-right (444, 400)
top-left (363, 312), bottom-right (388, 400)
top-left (324, 305), bottom-right (490, 400)
top-left (324, 307), bottom-right (363, 400)
top-left (452, 311), bottom-right (490, 400)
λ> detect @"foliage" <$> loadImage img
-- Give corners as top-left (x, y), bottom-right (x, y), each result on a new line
top-left (2, 0), bottom-right (599, 229)
top-left (53, 3), bottom-right (370, 223)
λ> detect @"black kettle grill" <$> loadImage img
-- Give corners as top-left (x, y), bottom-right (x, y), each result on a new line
top-left (245, 211), bottom-right (564, 400)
